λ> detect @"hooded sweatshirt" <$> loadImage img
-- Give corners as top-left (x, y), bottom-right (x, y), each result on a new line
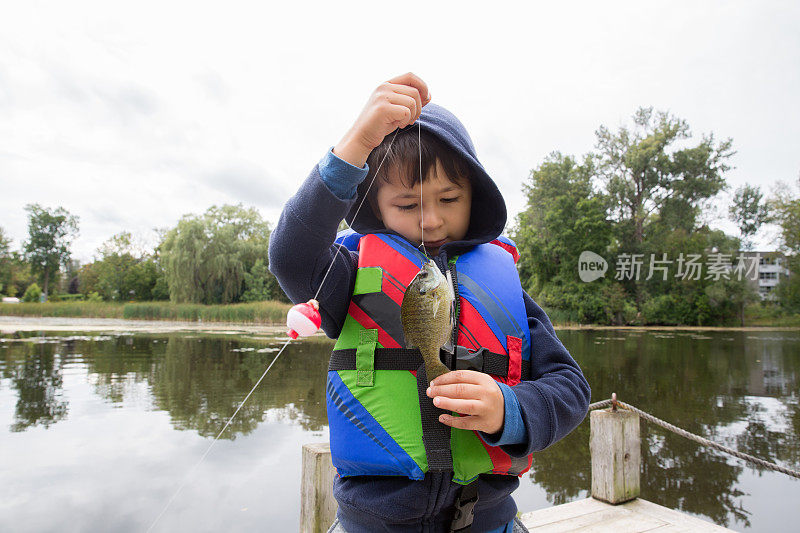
top-left (269, 103), bottom-right (590, 532)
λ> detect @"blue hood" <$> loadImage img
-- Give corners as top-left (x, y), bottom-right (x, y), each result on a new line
top-left (345, 103), bottom-right (508, 253)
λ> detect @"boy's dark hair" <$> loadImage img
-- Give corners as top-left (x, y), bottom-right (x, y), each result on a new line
top-left (362, 127), bottom-right (472, 208)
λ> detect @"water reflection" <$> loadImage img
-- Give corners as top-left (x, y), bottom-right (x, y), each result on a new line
top-left (531, 330), bottom-right (800, 529)
top-left (3, 338), bottom-right (67, 432)
top-left (1, 332), bottom-right (332, 437)
top-left (145, 335), bottom-right (330, 437)
top-left (0, 329), bottom-right (798, 531)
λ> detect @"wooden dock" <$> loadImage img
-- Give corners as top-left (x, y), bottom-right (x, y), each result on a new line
top-left (300, 407), bottom-right (738, 532)
top-left (519, 496), bottom-right (733, 532)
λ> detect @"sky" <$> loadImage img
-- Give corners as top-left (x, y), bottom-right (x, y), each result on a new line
top-left (1, 1), bottom-right (798, 264)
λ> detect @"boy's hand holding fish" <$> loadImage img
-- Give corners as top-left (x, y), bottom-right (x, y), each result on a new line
top-left (333, 72), bottom-right (431, 168)
top-left (426, 370), bottom-right (505, 435)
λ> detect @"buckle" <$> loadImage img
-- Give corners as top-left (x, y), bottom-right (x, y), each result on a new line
top-left (449, 493), bottom-right (479, 531)
top-left (439, 345), bottom-right (487, 373)
top-left (454, 346), bottom-right (486, 372)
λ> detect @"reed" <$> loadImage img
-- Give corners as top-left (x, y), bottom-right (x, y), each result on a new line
top-left (0, 300), bottom-right (292, 324)
top-left (0, 301), bottom-right (124, 318)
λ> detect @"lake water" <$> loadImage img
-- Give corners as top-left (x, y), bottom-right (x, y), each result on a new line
top-left (1, 328), bottom-right (798, 532)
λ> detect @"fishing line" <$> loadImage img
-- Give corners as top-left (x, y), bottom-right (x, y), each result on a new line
top-left (314, 124), bottom-right (406, 301)
top-left (149, 121), bottom-right (419, 531)
top-left (145, 338), bottom-right (292, 533)
top-left (418, 121), bottom-right (429, 259)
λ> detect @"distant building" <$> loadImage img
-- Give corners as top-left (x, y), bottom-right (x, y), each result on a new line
top-left (738, 251), bottom-right (792, 300)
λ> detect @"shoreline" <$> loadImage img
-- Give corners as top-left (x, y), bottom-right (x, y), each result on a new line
top-left (0, 315), bottom-right (286, 335)
top-left (554, 324), bottom-right (800, 331)
top-left (0, 315), bottom-right (798, 334)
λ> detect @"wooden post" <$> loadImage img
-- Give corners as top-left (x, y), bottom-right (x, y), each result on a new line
top-left (590, 408), bottom-right (640, 504)
top-left (300, 443), bottom-right (338, 533)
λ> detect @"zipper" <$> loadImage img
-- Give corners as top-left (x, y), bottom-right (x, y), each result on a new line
top-left (433, 254), bottom-right (461, 350)
top-left (446, 255), bottom-right (461, 349)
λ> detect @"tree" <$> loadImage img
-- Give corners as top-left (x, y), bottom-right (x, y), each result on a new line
top-left (22, 204), bottom-right (79, 298)
top-left (513, 152), bottom-right (611, 291)
top-left (241, 258), bottom-right (288, 302)
top-left (159, 204), bottom-right (273, 304)
top-left (769, 177), bottom-right (800, 312)
top-left (769, 177), bottom-right (800, 254)
top-left (92, 232), bottom-right (158, 301)
top-left (0, 227), bottom-right (11, 295)
top-left (0, 251), bottom-right (34, 298)
top-left (595, 107), bottom-right (734, 244)
top-left (77, 262), bottom-right (101, 296)
top-left (22, 282), bottom-right (42, 303)
top-left (149, 227), bottom-right (171, 301)
top-left (512, 153), bottom-right (629, 324)
top-left (0, 229), bottom-right (33, 297)
top-left (729, 185), bottom-right (769, 250)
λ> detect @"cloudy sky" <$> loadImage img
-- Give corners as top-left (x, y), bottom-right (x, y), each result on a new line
top-left (1, 1), bottom-right (798, 263)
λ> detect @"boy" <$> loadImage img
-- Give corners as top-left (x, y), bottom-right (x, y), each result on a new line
top-left (269, 73), bottom-right (590, 533)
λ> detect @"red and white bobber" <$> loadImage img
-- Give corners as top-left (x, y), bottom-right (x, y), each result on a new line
top-left (286, 299), bottom-right (322, 339)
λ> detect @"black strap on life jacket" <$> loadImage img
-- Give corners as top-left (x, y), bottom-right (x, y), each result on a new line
top-left (416, 362), bottom-right (452, 472)
top-left (328, 346), bottom-right (531, 380)
top-left (450, 479), bottom-right (480, 532)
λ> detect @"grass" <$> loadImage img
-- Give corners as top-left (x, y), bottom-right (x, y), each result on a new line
top-left (2, 299), bottom-right (798, 328)
top-left (542, 303), bottom-right (800, 328)
top-left (538, 306), bottom-right (582, 327)
top-left (743, 303), bottom-right (800, 327)
top-left (0, 300), bottom-right (293, 324)
top-left (0, 301), bottom-right (125, 318)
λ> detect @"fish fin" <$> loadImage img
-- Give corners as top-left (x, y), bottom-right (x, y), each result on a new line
top-left (433, 298), bottom-right (441, 319)
top-left (446, 270), bottom-right (455, 301)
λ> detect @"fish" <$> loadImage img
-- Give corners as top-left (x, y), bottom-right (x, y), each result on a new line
top-left (400, 259), bottom-right (455, 384)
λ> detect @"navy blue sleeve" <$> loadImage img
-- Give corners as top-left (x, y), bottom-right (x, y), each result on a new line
top-left (496, 291), bottom-right (591, 456)
top-left (268, 153), bottom-right (362, 338)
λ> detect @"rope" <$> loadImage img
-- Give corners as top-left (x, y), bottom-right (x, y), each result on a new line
top-left (588, 397), bottom-right (800, 480)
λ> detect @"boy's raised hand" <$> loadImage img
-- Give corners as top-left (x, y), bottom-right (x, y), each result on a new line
top-left (334, 72), bottom-right (431, 168)
top-left (426, 370), bottom-right (505, 436)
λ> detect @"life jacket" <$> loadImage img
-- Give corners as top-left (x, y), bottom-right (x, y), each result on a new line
top-left (326, 231), bottom-right (533, 485)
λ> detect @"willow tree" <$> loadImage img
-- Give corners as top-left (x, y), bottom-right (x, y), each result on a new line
top-left (159, 204), bottom-right (271, 304)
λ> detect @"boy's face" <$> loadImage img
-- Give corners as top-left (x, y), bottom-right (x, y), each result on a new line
top-left (375, 160), bottom-right (472, 256)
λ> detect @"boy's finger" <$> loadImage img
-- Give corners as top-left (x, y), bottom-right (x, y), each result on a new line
top-left (386, 83), bottom-right (423, 121)
top-left (387, 72), bottom-right (430, 104)
top-left (427, 382), bottom-right (483, 400)
top-left (432, 396), bottom-right (480, 415)
top-left (430, 370), bottom-right (487, 387)
top-left (382, 93), bottom-right (417, 127)
top-left (439, 413), bottom-right (478, 430)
